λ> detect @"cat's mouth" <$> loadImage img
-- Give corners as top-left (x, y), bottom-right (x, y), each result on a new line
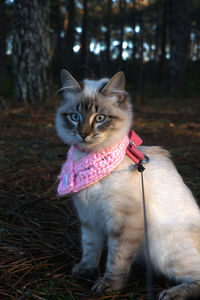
top-left (76, 138), bottom-right (101, 151)
top-left (76, 139), bottom-right (93, 148)
top-left (79, 135), bottom-right (97, 145)
top-left (81, 140), bottom-right (92, 144)
top-left (74, 134), bottom-right (104, 150)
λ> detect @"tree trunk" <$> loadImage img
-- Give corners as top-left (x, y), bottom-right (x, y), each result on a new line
top-left (0, 1), bottom-right (6, 76)
top-left (119, 0), bottom-right (126, 68)
top-left (105, 0), bottom-right (112, 74)
top-left (13, 0), bottom-right (51, 103)
top-left (132, 0), bottom-right (137, 62)
top-left (131, 0), bottom-right (138, 87)
top-left (154, 9), bottom-right (161, 62)
top-left (65, 0), bottom-right (75, 66)
top-left (169, 0), bottom-right (191, 96)
top-left (52, 0), bottom-right (63, 80)
top-left (196, 30), bottom-right (200, 60)
top-left (137, 12), bottom-right (144, 102)
top-left (80, 0), bottom-right (88, 72)
top-left (160, 0), bottom-right (168, 83)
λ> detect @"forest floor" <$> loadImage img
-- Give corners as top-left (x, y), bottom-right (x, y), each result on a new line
top-left (0, 96), bottom-right (200, 300)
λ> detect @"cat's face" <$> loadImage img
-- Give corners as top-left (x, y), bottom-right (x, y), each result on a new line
top-left (56, 70), bottom-right (133, 152)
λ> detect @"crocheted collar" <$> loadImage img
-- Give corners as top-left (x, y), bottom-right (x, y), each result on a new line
top-left (57, 130), bottom-right (144, 196)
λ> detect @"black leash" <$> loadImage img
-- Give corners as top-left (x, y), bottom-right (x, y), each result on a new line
top-left (137, 158), bottom-right (154, 300)
top-left (126, 130), bottom-right (153, 299)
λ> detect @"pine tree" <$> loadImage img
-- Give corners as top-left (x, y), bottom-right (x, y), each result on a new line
top-left (169, 0), bottom-right (191, 95)
top-left (65, 0), bottom-right (76, 67)
top-left (0, 1), bottom-right (7, 76)
top-left (80, 0), bottom-right (88, 72)
top-left (105, 0), bottom-right (112, 73)
top-left (13, 0), bottom-right (51, 103)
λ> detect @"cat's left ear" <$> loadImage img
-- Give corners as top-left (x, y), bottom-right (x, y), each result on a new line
top-left (58, 69), bottom-right (81, 93)
top-left (101, 71), bottom-right (125, 95)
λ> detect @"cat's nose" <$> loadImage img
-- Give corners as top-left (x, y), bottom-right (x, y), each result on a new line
top-left (80, 133), bottom-right (88, 140)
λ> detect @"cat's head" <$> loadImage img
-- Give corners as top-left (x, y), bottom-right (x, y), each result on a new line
top-left (55, 70), bottom-right (133, 152)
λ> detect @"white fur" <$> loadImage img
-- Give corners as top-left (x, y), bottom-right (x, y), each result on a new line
top-left (83, 78), bottom-right (109, 91)
top-left (82, 78), bottom-right (109, 100)
top-left (72, 147), bottom-right (200, 286)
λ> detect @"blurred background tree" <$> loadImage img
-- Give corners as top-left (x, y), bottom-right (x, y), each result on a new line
top-left (0, 0), bottom-right (200, 104)
top-left (12, 0), bottom-right (51, 103)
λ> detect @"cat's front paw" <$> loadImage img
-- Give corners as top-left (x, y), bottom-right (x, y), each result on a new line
top-left (72, 263), bottom-right (99, 280)
top-left (91, 277), bottom-right (112, 294)
top-left (91, 277), bottom-right (124, 294)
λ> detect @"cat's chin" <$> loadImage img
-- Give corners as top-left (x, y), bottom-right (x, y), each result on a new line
top-left (71, 136), bottom-right (107, 153)
top-left (74, 142), bottom-right (102, 153)
top-left (73, 140), bottom-right (119, 153)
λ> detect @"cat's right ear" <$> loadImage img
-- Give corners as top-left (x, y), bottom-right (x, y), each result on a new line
top-left (58, 69), bottom-right (81, 93)
top-left (101, 71), bottom-right (125, 95)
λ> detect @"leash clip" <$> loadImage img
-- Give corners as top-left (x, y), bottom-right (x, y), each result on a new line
top-left (137, 161), bottom-right (145, 172)
top-left (137, 154), bottom-right (149, 172)
top-left (141, 154), bottom-right (150, 164)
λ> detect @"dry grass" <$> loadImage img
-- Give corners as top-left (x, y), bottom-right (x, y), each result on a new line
top-left (0, 97), bottom-right (199, 299)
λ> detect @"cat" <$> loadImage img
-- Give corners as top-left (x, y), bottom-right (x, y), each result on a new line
top-left (55, 70), bottom-right (200, 299)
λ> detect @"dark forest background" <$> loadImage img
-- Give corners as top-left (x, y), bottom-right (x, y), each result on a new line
top-left (1, 0), bottom-right (200, 104)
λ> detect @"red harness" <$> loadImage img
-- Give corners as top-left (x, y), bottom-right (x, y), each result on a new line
top-left (126, 130), bottom-right (147, 165)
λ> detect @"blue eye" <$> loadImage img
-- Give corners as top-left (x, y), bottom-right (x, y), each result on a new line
top-left (70, 113), bottom-right (80, 122)
top-left (95, 114), bottom-right (106, 123)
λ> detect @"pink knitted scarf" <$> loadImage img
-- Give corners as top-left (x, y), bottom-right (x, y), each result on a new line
top-left (57, 130), bottom-right (144, 196)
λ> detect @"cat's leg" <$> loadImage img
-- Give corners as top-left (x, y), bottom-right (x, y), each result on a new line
top-left (156, 238), bottom-right (200, 300)
top-left (72, 223), bottom-right (105, 280)
top-left (92, 223), bottom-right (142, 294)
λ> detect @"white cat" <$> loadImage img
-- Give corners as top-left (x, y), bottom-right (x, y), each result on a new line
top-left (56, 70), bottom-right (200, 299)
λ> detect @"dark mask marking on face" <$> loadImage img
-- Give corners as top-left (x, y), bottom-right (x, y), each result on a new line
top-left (76, 103), bottom-right (80, 112)
top-left (78, 111), bottom-right (93, 137)
top-left (80, 98), bottom-right (95, 112)
top-left (95, 104), bottom-right (99, 112)
top-left (78, 123), bottom-right (92, 138)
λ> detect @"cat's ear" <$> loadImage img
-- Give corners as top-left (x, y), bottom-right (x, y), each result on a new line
top-left (59, 69), bottom-right (81, 92)
top-left (101, 71), bottom-right (125, 95)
